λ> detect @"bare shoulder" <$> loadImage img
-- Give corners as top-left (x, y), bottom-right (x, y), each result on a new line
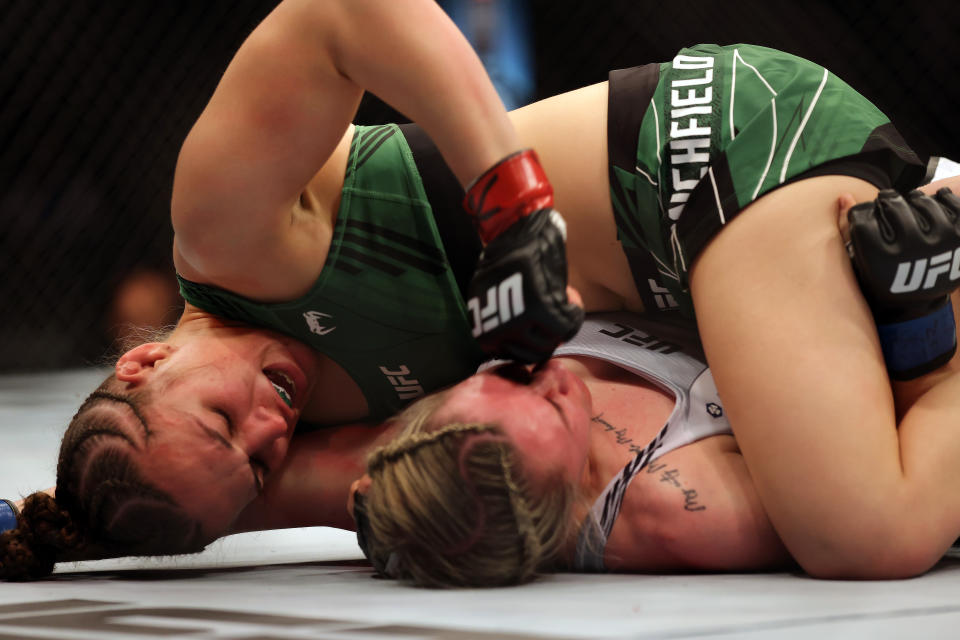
top-left (603, 435), bottom-right (791, 571)
top-left (170, 0), bottom-right (362, 300)
top-left (172, 126), bottom-right (354, 301)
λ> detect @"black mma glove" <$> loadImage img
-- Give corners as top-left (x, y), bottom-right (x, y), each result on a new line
top-left (847, 188), bottom-right (960, 379)
top-left (463, 149), bottom-right (584, 363)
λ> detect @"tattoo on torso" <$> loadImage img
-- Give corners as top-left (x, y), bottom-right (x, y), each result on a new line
top-left (592, 413), bottom-right (706, 512)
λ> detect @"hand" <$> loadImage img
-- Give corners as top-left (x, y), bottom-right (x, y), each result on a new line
top-left (466, 209), bottom-right (584, 363)
top-left (848, 188), bottom-right (960, 310)
top-left (846, 188), bottom-right (960, 379)
top-left (462, 149), bottom-right (583, 363)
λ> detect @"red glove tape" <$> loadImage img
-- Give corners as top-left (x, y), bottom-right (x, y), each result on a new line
top-left (463, 149), bottom-right (554, 244)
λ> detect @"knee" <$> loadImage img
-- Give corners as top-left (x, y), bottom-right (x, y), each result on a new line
top-left (797, 533), bottom-right (944, 580)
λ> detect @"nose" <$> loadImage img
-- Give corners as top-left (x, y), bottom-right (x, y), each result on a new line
top-left (239, 406), bottom-right (290, 466)
top-left (530, 360), bottom-right (569, 397)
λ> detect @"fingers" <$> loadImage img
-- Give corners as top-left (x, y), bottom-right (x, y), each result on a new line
top-left (935, 187), bottom-right (960, 220)
top-left (837, 193), bottom-right (858, 245)
top-left (906, 189), bottom-right (950, 235)
top-left (844, 189), bottom-right (960, 248)
top-left (874, 190), bottom-right (917, 240)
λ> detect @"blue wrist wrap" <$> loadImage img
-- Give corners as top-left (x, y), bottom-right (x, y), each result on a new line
top-left (877, 302), bottom-right (957, 380)
top-left (0, 500), bottom-right (19, 534)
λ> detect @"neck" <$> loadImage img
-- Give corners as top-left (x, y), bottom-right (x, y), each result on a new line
top-left (554, 356), bottom-right (678, 565)
top-left (173, 303), bottom-right (240, 334)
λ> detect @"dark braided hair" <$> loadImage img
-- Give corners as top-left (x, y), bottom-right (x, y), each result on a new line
top-left (0, 375), bottom-right (206, 581)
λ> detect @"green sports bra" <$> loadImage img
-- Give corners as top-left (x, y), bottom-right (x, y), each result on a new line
top-left (178, 124), bottom-right (484, 419)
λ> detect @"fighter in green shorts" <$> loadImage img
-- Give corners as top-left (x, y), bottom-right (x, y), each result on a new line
top-left (608, 44), bottom-right (925, 318)
top-left (10, 0), bottom-right (960, 582)
top-left (178, 44), bottom-right (929, 417)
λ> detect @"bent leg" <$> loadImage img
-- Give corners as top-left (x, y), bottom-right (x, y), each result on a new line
top-left (691, 174), bottom-right (960, 578)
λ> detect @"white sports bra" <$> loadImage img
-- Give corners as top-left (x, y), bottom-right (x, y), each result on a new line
top-left (551, 312), bottom-right (734, 571)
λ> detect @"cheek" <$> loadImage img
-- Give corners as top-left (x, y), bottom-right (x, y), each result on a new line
top-left (176, 467), bottom-right (254, 539)
top-left (563, 441), bottom-right (589, 479)
top-left (510, 410), bottom-right (573, 465)
top-left (571, 409), bottom-right (593, 449)
top-left (147, 442), bottom-right (250, 514)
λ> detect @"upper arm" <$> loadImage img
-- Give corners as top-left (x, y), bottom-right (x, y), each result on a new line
top-left (172, 0), bottom-right (363, 277)
top-left (172, 0), bottom-right (524, 279)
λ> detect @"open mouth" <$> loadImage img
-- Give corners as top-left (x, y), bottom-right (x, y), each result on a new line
top-left (265, 369), bottom-right (296, 408)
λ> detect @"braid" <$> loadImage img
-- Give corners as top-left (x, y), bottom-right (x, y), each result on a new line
top-left (0, 492), bottom-right (86, 581)
top-left (367, 422), bottom-right (496, 471)
top-left (497, 445), bottom-right (542, 582)
top-left (362, 398), bottom-right (576, 587)
top-left (0, 373), bottom-right (205, 581)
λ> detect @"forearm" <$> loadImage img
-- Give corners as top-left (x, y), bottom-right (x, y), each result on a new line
top-left (174, 0), bottom-right (522, 265)
top-left (303, 0), bottom-right (520, 185)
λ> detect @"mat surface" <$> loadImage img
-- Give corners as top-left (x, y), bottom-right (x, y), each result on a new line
top-left (3, 370), bottom-right (960, 640)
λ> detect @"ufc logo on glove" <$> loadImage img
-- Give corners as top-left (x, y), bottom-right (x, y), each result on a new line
top-left (890, 249), bottom-right (960, 294)
top-left (468, 272), bottom-right (525, 337)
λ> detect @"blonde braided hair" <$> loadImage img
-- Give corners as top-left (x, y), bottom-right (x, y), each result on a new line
top-left (362, 393), bottom-right (574, 587)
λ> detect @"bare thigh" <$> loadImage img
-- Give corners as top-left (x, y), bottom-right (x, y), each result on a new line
top-left (689, 174), bottom-right (960, 577)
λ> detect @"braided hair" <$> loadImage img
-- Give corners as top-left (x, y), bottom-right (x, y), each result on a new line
top-left (0, 375), bottom-right (205, 581)
top-left (360, 393), bottom-right (575, 587)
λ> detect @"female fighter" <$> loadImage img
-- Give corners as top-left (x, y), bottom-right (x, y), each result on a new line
top-left (4, 0), bottom-right (960, 582)
top-left (351, 178), bottom-right (960, 586)
top-left (351, 312), bottom-right (795, 587)
top-left (0, 0), bottom-right (581, 579)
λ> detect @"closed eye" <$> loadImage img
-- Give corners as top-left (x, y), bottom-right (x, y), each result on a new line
top-left (250, 458), bottom-right (269, 494)
top-left (214, 408), bottom-right (235, 437)
top-left (544, 397), bottom-right (570, 431)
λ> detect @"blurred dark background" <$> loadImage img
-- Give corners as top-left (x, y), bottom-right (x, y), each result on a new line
top-left (2, 0), bottom-right (958, 372)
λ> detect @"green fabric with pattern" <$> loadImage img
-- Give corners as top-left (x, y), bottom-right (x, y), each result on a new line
top-left (179, 124), bottom-right (483, 419)
top-left (612, 44), bottom-right (919, 318)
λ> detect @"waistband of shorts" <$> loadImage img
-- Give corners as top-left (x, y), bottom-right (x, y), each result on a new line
top-left (607, 64), bottom-right (660, 179)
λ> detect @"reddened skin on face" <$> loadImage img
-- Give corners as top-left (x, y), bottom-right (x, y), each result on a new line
top-left (430, 359), bottom-right (594, 489)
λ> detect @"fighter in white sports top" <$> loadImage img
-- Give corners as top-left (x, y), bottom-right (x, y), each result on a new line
top-left (549, 312), bottom-right (733, 571)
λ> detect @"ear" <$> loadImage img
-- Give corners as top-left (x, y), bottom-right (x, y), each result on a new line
top-left (115, 342), bottom-right (175, 383)
top-left (347, 474), bottom-right (373, 522)
top-left (351, 474), bottom-right (373, 497)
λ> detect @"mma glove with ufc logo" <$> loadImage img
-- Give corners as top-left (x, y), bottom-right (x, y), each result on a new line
top-left (847, 188), bottom-right (960, 379)
top-left (463, 149), bottom-right (584, 364)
